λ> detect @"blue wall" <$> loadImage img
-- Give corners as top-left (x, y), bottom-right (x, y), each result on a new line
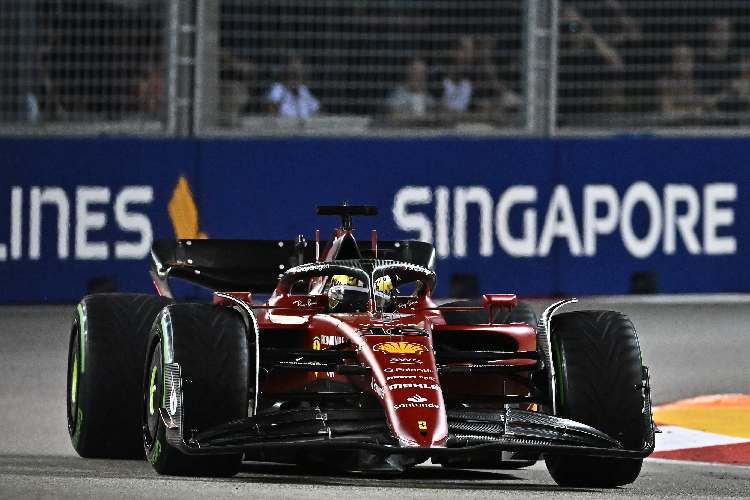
top-left (0, 136), bottom-right (746, 303)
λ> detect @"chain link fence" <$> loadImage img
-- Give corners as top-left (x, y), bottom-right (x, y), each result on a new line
top-left (0, 0), bottom-right (164, 135)
top-left (211, 0), bottom-right (526, 135)
top-left (556, 0), bottom-right (750, 132)
top-left (2, 0), bottom-right (750, 136)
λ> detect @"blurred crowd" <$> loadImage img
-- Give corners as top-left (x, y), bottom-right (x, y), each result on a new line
top-left (6, 0), bottom-right (750, 127)
top-left (557, 0), bottom-right (750, 125)
top-left (30, 0), bottom-right (162, 121)
top-left (218, 0), bottom-right (524, 126)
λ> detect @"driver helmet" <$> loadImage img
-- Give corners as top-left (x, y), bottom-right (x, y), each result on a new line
top-left (373, 275), bottom-right (395, 312)
top-left (328, 274), bottom-right (369, 312)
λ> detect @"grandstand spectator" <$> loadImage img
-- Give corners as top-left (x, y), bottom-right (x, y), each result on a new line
top-left (474, 37), bottom-right (522, 123)
top-left (266, 55), bottom-right (320, 119)
top-left (386, 57), bottom-right (437, 126)
top-left (719, 54), bottom-right (750, 119)
top-left (437, 35), bottom-right (521, 125)
top-left (557, 4), bottom-right (625, 122)
top-left (348, 0), bottom-right (429, 115)
top-left (136, 61), bottom-right (161, 117)
top-left (584, 0), bottom-right (652, 115)
top-left (660, 45), bottom-right (713, 123)
top-left (218, 49), bottom-right (256, 126)
top-left (36, 0), bottom-right (160, 121)
top-left (442, 36), bottom-right (475, 114)
top-left (696, 17), bottom-right (740, 118)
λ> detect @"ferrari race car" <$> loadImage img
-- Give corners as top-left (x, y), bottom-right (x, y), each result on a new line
top-left (66, 205), bottom-right (655, 487)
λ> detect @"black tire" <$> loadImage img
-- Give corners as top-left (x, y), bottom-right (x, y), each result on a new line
top-left (545, 310), bottom-right (651, 488)
top-left (67, 293), bottom-right (174, 459)
top-left (143, 304), bottom-right (247, 477)
top-left (441, 299), bottom-right (538, 327)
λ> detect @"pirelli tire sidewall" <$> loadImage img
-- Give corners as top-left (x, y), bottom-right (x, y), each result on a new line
top-left (67, 293), bottom-right (174, 459)
top-left (545, 310), bottom-right (650, 488)
top-left (143, 304), bottom-right (248, 477)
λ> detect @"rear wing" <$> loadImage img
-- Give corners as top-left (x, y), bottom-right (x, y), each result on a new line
top-left (150, 239), bottom-right (314, 297)
top-left (150, 238), bottom-right (435, 297)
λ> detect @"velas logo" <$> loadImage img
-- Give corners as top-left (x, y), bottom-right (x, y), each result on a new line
top-left (373, 342), bottom-right (427, 355)
top-left (169, 175), bottom-right (208, 240)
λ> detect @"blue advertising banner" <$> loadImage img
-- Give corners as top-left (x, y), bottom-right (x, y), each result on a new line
top-left (0, 136), bottom-right (747, 302)
top-left (0, 138), bottom-right (199, 302)
top-left (556, 138), bottom-right (746, 294)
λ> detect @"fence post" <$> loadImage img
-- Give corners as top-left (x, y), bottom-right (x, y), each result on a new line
top-left (166, 0), bottom-right (196, 136)
top-left (525, 0), bottom-right (556, 137)
top-left (194, 0), bottom-right (219, 134)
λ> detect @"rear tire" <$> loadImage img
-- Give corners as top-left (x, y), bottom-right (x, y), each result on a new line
top-left (545, 310), bottom-right (651, 488)
top-left (143, 304), bottom-right (247, 477)
top-left (67, 293), bottom-right (173, 459)
top-left (441, 299), bottom-right (538, 327)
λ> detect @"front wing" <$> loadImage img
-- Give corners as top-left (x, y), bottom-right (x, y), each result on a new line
top-left (159, 406), bottom-right (654, 460)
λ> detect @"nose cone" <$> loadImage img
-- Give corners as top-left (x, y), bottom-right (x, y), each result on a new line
top-left (387, 388), bottom-right (448, 447)
top-left (367, 339), bottom-right (449, 447)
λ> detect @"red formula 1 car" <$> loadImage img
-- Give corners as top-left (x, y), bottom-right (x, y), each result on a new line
top-left (66, 205), bottom-right (655, 487)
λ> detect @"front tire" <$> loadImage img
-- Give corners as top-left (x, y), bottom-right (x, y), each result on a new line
top-left (67, 293), bottom-right (173, 459)
top-left (143, 304), bottom-right (247, 477)
top-left (545, 310), bottom-right (652, 488)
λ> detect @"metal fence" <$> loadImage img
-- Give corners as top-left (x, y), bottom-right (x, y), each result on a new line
top-left (555, 0), bottom-right (750, 132)
top-left (0, 0), bottom-right (165, 135)
top-left (206, 0), bottom-right (527, 135)
top-left (2, 0), bottom-right (750, 137)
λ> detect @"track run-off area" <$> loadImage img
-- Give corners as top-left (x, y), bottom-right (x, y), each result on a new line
top-left (1, 296), bottom-right (749, 499)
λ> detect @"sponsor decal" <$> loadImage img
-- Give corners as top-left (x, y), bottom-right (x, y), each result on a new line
top-left (373, 342), bottom-right (427, 355)
top-left (312, 337), bottom-right (321, 376)
top-left (293, 298), bottom-right (318, 308)
top-left (321, 335), bottom-right (345, 346)
top-left (389, 357), bottom-right (422, 364)
top-left (357, 327), bottom-right (426, 336)
top-left (1, 185), bottom-right (155, 262)
top-left (287, 262), bottom-right (339, 274)
top-left (394, 402), bottom-right (440, 410)
top-left (168, 376), bottom-right (178, 416)
top-left (399, 299), bottom-right (420, 308)
top-left (407, 394), bottom-right (428, 403)
top-left (77, 303), bottom-right (87, 373)
top-left (169, 176), bottom-right (207, 240)
top-left (371, 379), bottom-right (384, 399)
top-left (394, 183), bottom-right (738, 260)
top-left (148, 440), bottom-right (162, 465)
top-left (386, 375), bottom-right (436, 382)
top-left (384, 367), bottom-right (432, 373)
top-left (418, 421), bottom-right (428, 430)
top-left (149, 365), bottom-right (158, 415)
top-left (389, 383), bottom-right (440, 391)
top-left (71, 408), bottom-right (83, 448)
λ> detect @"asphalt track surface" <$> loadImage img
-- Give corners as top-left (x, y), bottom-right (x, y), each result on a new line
top-left (1, 298), bottom-right (750, 499)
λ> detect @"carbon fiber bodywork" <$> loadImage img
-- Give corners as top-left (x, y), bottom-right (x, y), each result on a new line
top-left (159, 404), bottom-right (653, 461)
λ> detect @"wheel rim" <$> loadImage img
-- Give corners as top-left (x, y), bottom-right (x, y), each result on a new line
top-left (143, 339), bottom-right (162, 450)
top-left (66, 321), bottom-right (80, 437)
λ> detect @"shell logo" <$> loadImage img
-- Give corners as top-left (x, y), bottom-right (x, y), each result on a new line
top-left (373, 342), bottom-right (427, 355)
